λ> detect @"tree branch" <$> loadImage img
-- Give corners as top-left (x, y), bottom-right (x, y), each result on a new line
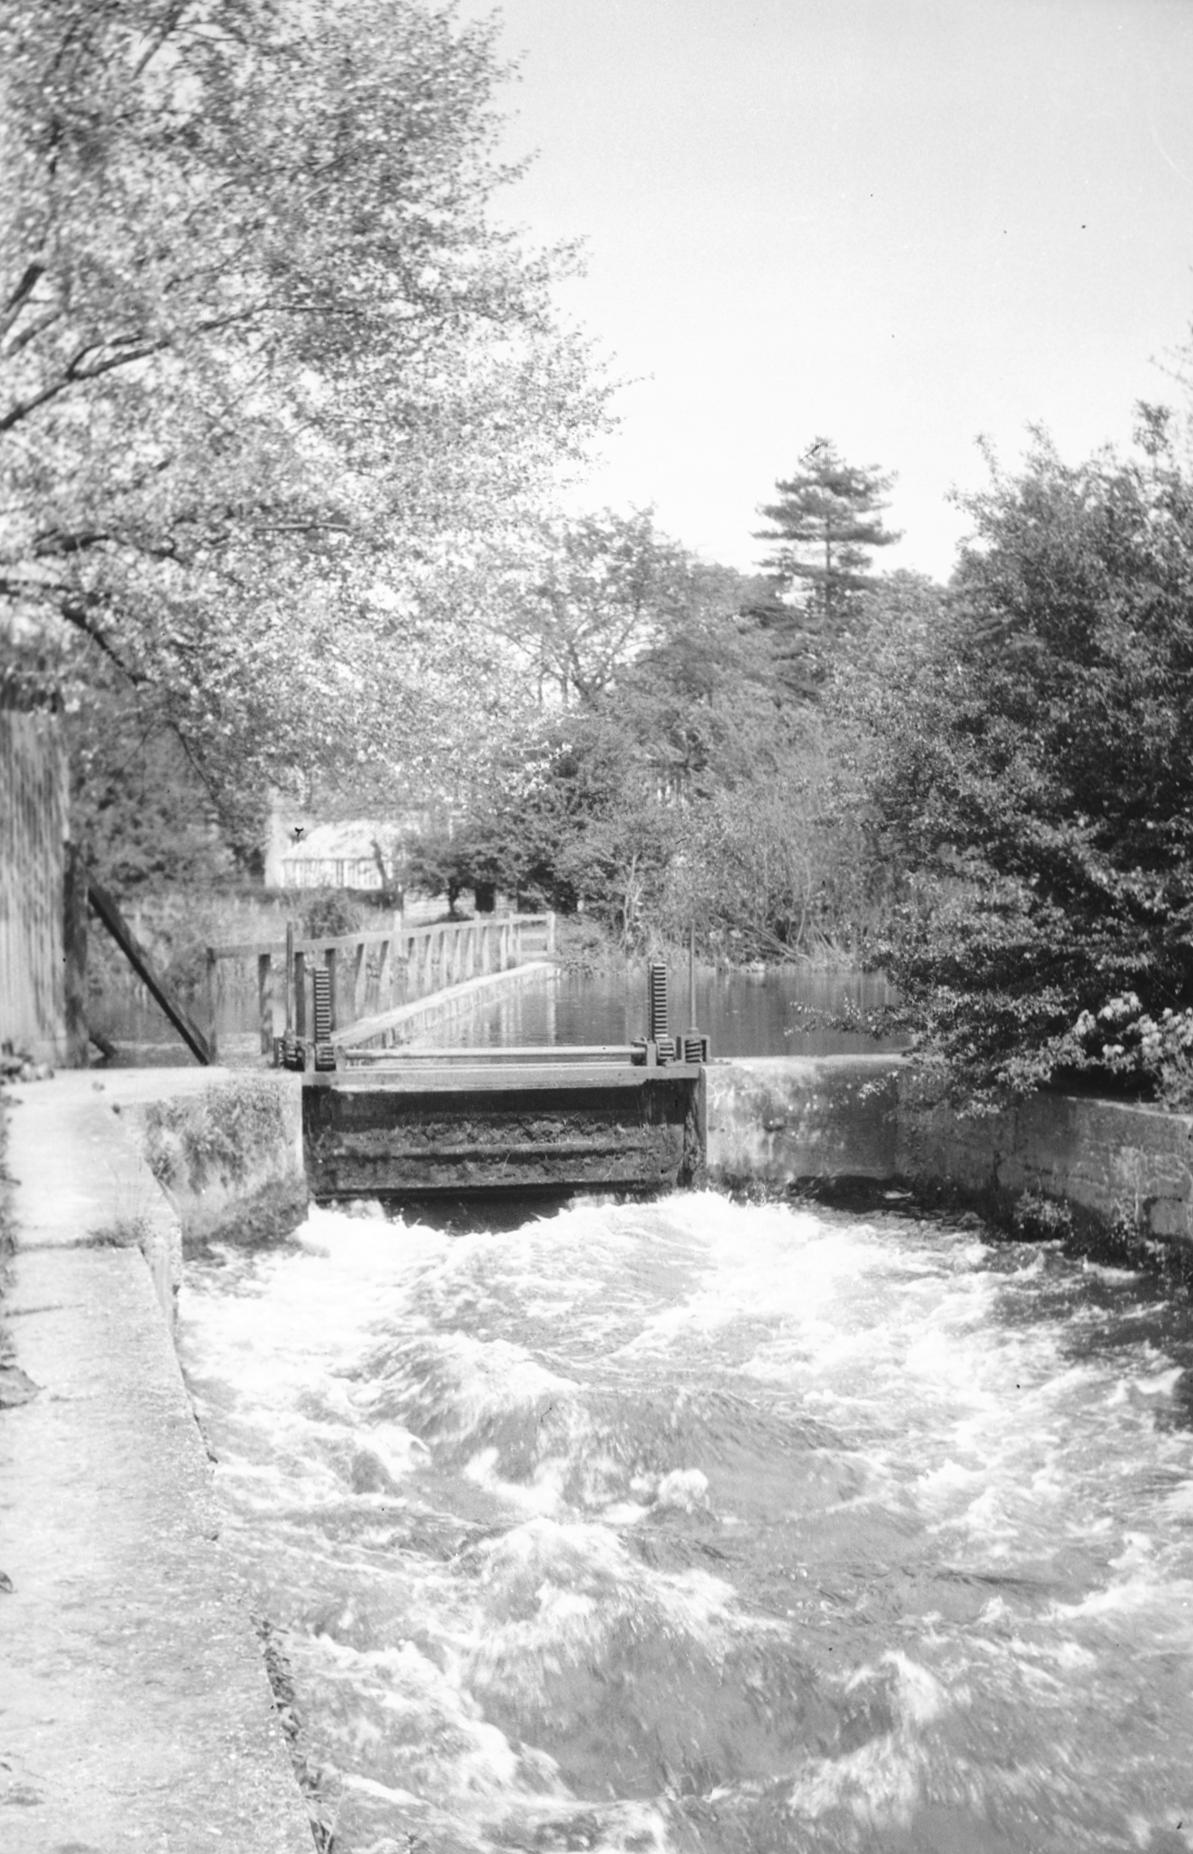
top-left (0, 263), bottom-right (46, 340)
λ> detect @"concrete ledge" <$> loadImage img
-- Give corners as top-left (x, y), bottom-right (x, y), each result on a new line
top-left (709, 1054), bottom-right (1193, 1254)
top-left (708, 1055), bottom-right (902, 1185)
top-left (1, 1071), bottom-right (312, 1851)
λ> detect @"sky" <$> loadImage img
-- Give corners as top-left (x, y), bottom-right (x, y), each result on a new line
top-left (458, 0), bottom-right (1193, 582)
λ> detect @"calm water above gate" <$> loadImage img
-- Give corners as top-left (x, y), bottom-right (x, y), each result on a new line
top-left (104, 962), bottom-right (899, 1062)
top-left (181, 1192), bottom-right (1193, 1853)
top-left (433, 965), bottom-right (902, 1057)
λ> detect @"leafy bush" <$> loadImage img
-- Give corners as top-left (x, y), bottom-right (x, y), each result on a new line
top-left (862, 412), bottom-right (1193, 1105)
top-left (300, 889), bottom-right (367, 940)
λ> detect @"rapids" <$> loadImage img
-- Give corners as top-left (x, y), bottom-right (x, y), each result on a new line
top-left (178, 1191), bottom-right (1193, 1854)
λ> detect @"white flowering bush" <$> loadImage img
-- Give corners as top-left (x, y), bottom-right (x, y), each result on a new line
top-left (1062, 995), bottom-right (1193, 1107)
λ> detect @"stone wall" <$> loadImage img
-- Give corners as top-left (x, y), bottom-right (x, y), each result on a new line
top-left (708, 1055), bottom-right (1193, 1254)
top-left (900, 1083), bottom-right (1193, 1247)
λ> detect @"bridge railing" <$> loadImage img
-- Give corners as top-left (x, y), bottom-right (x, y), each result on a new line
top-left (204, 912), bottom-right (555, 1061)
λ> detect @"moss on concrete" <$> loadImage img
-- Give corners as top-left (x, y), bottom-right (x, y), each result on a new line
top-left (144, 1074), bottom-right (292, 1194)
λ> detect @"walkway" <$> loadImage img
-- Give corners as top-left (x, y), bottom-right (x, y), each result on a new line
top-left (0, 1069), bottom-right (312, 1852)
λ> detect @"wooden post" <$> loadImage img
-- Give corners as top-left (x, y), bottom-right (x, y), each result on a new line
top-left (294, 950), bottom-right (307, 1039)
top-left (353, 938), bottom-right (367, 1026)
top-left (546, 910), bottom-right (557, 957)
top-left (62, 842), bottom-right (89, 1067)
top-left (376, 936), bottom-right (391, 1016)
top-left (258, 951), bottom-right (275, 1054)
top-left (205, 948), bottom-right (219, 1065)
top-left (285, 922), bottom-right (295, 1035)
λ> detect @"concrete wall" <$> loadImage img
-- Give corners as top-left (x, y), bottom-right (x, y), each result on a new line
top-left (707, 1056), bottom-right (901, 1185)
top-left (708, 1055), bottom-right (1193, 1254)
top-left (116, 1053), bottom-right (1193, 1262)
top-left (900, 1081), bottom-right (1193, 1247)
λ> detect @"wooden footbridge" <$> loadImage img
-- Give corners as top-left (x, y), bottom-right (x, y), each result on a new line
top-left (204, 912), bottom-right (556, 1063)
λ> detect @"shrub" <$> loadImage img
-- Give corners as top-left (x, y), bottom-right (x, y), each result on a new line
top-left (862, 413), bottom-right (1193, 1106)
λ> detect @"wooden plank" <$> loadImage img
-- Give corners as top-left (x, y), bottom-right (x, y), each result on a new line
top-left (308, 1062), bottom-right (704, 1091)
top-left (208, 926), bottom-right (399, 962)
top-left (343, 1044), bottom-right (638, 1063)
top-left (88, 878), bottom-right (212, 1065)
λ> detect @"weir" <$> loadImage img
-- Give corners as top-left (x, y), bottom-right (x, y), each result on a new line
top-left (293, 960), bottom-right (711, 1202)
top-left (302, 1053), bottom-right (707, 1199)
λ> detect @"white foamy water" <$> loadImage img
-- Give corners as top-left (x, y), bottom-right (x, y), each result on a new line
top-left (179, 1192), bottom-right (1193, 1854)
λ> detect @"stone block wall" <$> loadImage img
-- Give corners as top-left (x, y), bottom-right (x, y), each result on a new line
top-left (709, 1054), bottom-right (1193, 1255)
top-left (900, 1085), bottom-right (1193, 1246)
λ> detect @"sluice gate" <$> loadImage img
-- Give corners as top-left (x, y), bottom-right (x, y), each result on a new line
top-left (283, 958), bottom-right (710, 1202)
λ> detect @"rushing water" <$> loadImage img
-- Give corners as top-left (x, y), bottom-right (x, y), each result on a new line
top-left (179, 1191), bottom-right (1193, 1854)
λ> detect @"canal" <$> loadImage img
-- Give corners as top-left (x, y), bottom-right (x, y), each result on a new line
top-left (180, 1186), bottom-right (1193, 1852)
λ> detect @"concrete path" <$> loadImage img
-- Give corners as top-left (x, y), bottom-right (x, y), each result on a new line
top-left (1, 1070), bottom-right (313, 1853)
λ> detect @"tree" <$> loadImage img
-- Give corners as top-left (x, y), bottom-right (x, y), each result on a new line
top-left (497, 508), bottom-right (703, 709)
top-left (608, 612), bottom-right (783, 800)
top-left (752, 438), bottom-right (900, 696)
top-left (433, 547), bottom-right (878, 956)
top-left (862, 411), bottom-right (1193, 1104)
top-left (0, 0), bottom-right (610, 819)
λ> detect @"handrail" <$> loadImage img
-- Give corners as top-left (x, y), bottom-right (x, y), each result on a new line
top-left (206, 914), bottom-right (551, 964)
top-left (203, 912), bottom-right (556, 1061)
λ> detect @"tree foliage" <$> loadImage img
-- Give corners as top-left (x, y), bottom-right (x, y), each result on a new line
top-left (861, 411), bottom-right (1193, 1102)
top-left (428, 529), bottom-right (882, 957)
top-left (0, 0), bottom-right (609, 810)
top-left (493, 508), bottom-right (730, 709)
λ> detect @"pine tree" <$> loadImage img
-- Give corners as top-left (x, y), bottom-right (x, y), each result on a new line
top-left (752, 438), bottom-right (900, 695)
